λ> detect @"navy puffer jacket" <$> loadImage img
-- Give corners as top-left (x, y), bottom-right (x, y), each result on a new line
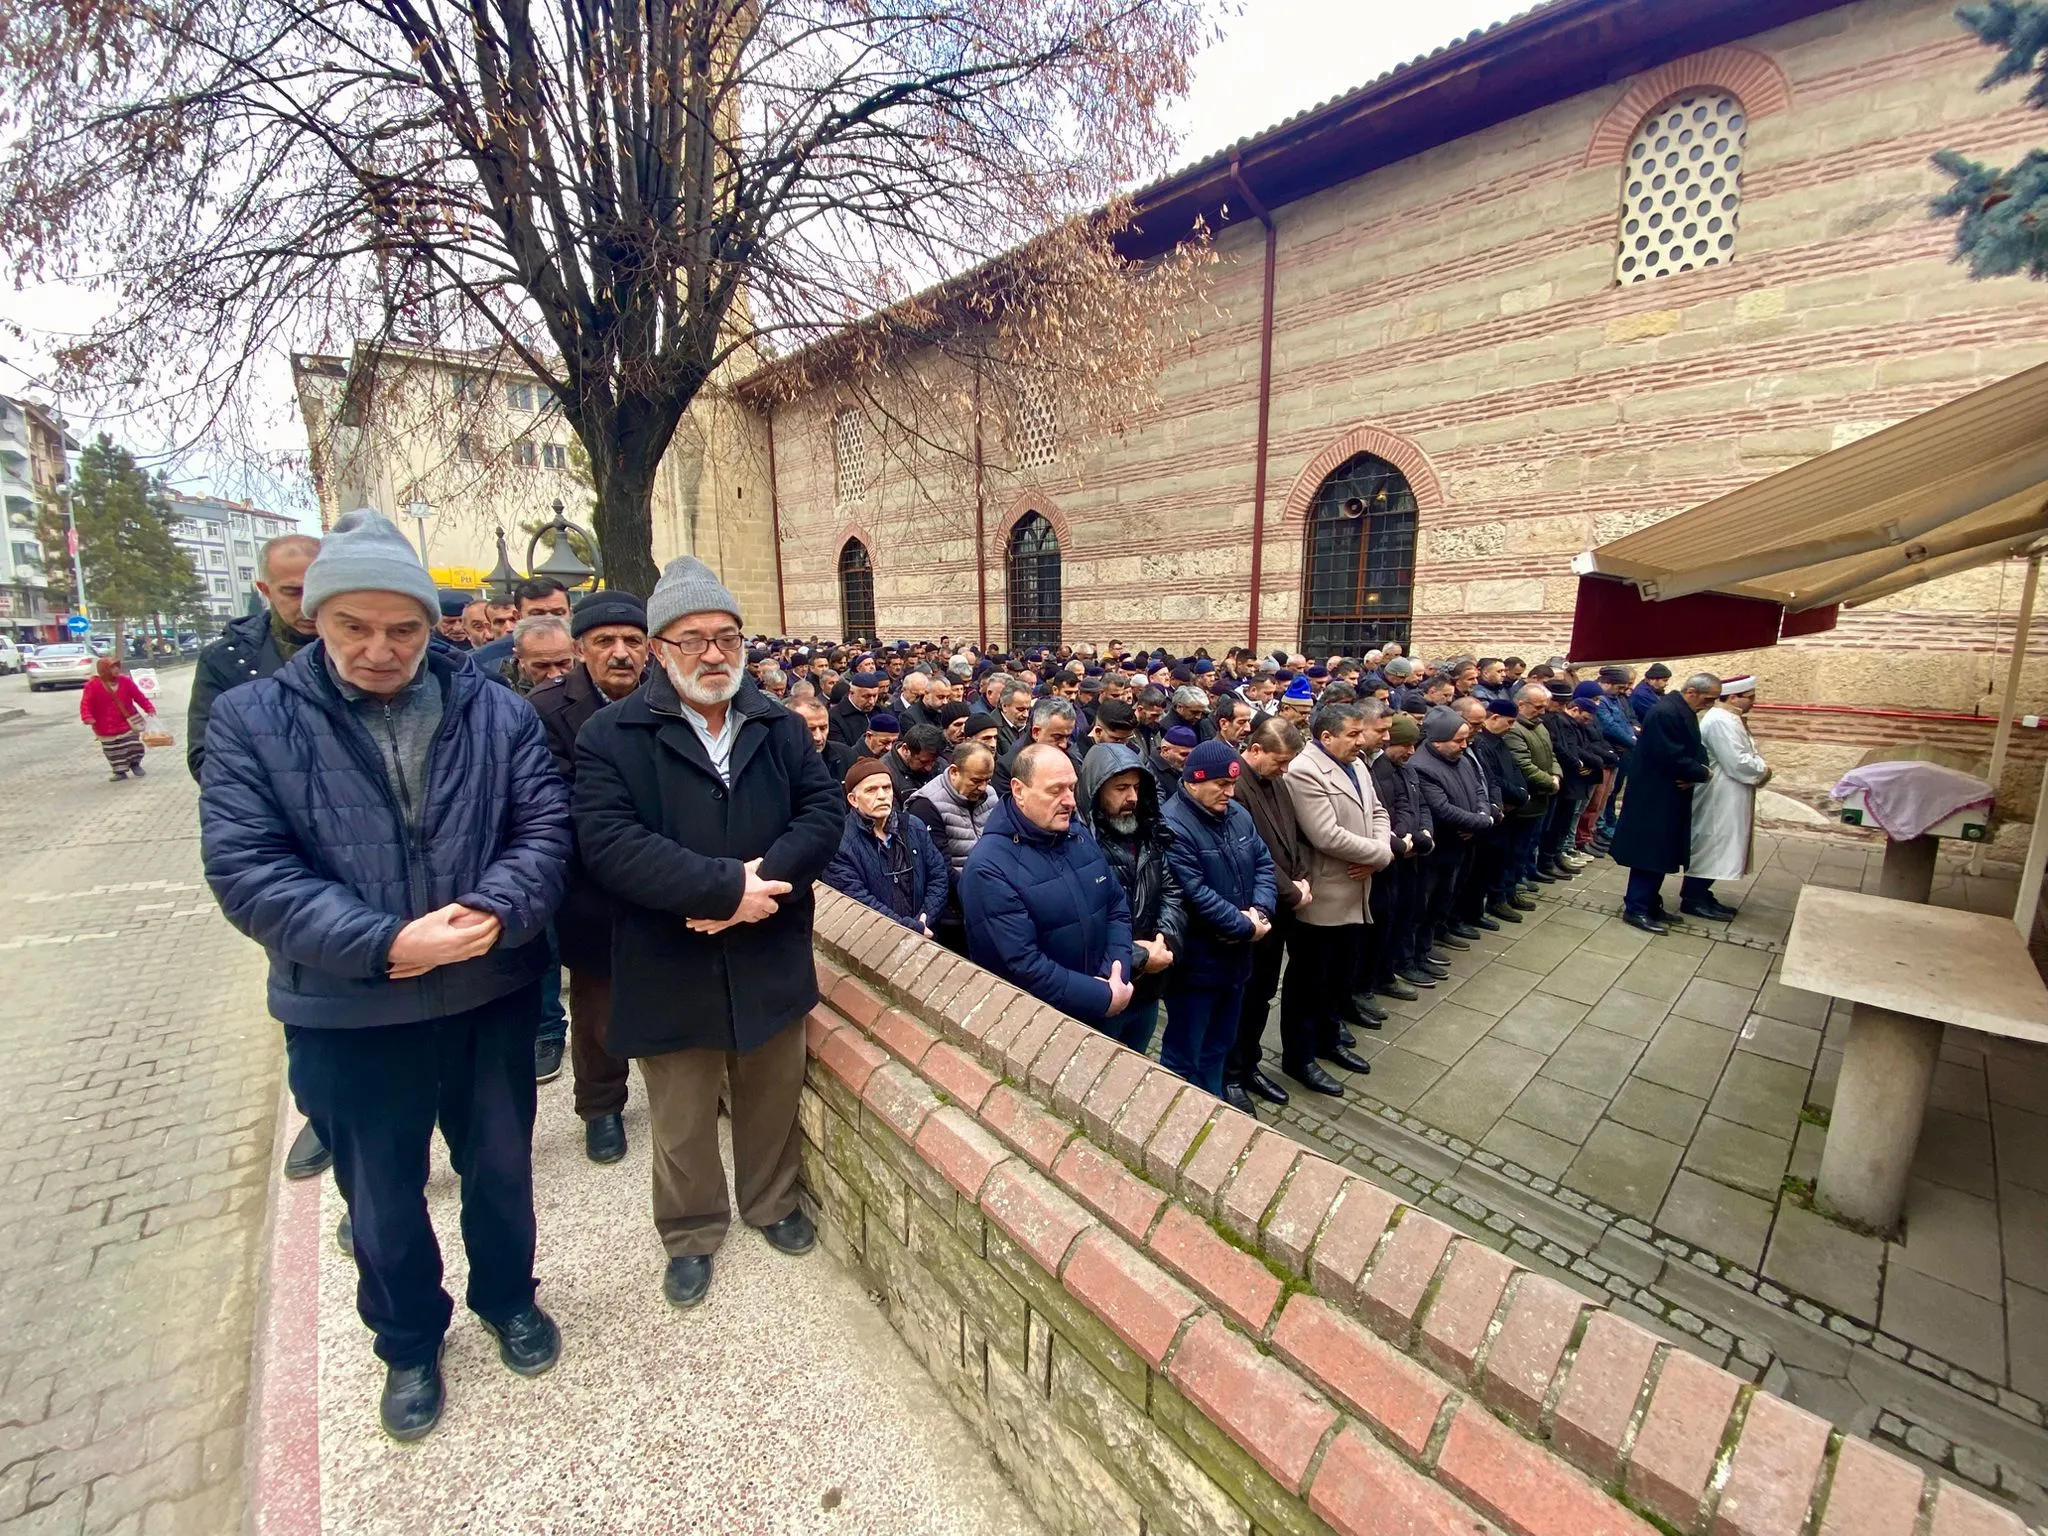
top-left (1161, 788), bottom-right (1277, 987)
top-left (960, 796), bottom-right (1134, 1026)
top-left (200, 642), bottom-right (571, 1029)
top-left (825, 808), bottom-right (950, 931)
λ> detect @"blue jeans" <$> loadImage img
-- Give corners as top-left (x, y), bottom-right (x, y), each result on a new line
top-left (1161, 980), bottom-right (1250, 1096)
top-left (1625, 867), bottom-right (1669, 919)
top-left (537, 924), bottom-right (567, 1046)
top-left (1106, 997), bottom-right (1160, 1056)
top-left (1510, 816), bottom-right (1546, 885)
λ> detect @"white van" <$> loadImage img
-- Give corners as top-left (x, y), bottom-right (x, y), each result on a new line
top-left (0, 638), bottom-right (20, 676)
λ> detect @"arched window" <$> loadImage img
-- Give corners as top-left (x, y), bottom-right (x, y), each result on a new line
top-left (1006, 512), bottom-right (1061, 650)
top-left (838, 538), bottom-right (876, 642)
top-left (1617, 90), bottom-right (1746, 284)
top-left (1299, 452), bottom-right (1418, 656)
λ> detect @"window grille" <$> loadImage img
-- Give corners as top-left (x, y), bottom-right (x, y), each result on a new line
top-left (1014, 382), bottom-right (1059, 469)
top-left (838, 539), bottom-right (876, 641)
top-left (1006, 513), bottom-right (1061, 650)
top-left (833, 408), bottom-right (872, 502)
top-left (1299, 452), bottom-right (1417, 656)
top-left (1617, 91), bottom-right (1746, 284)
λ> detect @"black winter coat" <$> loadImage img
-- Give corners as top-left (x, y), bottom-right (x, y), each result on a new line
top-left (1412, 744), bottom-right (1494, 837)
top-left (1469, 730), bottom-right (1528, 813)
top-left (572, 675), bottom-right (844, 1056)
top-left (1608, 691), bottom-right (1711, 875)
top-left (187, 610), bottom-right (293, 779)
top-left (530, 664), bottom-right (618, 974)
top-left (828, 699), bottom-right (872, 750)
top-left (200, 643), bottom-right (570, 1029)
top-left (1370, 752), bottom-right (1433, 859)
top-left (1235, 765), bottom-right (1309, 910)
top-left (1078, 743), bottom-right (1187, 1006)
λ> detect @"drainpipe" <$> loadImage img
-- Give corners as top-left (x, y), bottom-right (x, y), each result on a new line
top-left (973, 363), bottom-right (988, 650)
top-left (1230, 156), bottom-right (1278, 654)
top-left (765, 408), bottom-right (788, 635)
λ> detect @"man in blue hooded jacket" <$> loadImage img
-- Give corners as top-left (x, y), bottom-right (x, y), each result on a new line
top-left (959, 743), bottom-right (1136, 1029)
top-left (200, 508), bottom-right (571, 1444)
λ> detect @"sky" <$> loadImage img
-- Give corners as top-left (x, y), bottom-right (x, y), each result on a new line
top-left (0, 0), bottom-right (1535, 524)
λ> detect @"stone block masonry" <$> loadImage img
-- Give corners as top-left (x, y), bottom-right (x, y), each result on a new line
top-left (798, 891), bottom-right (2031, 1536)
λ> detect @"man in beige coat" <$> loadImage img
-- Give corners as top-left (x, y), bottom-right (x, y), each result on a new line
top-left (1277, 700), bottom-right (1395, 1096)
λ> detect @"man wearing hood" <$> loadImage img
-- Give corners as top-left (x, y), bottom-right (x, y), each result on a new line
top-left (1077, 742), bottom-right (1187, 1053)
top-left (959, 744), bottom-right (1136, 1033)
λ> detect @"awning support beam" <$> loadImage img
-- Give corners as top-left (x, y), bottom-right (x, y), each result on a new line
top-left (1986, 552), bottom-right (2041, 799)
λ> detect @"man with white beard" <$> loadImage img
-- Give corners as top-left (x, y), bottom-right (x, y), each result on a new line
top-left (572, 557), bottom-right (844, 1310)
top-left (1682, 674), bottom-right (1769, 922)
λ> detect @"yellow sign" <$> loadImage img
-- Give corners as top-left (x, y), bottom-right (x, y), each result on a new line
top-left (429, 567), bottom-right (486, 589)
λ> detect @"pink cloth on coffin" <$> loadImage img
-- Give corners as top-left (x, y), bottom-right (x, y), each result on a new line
top-left (1831, 761), bottom-right (1994, 842)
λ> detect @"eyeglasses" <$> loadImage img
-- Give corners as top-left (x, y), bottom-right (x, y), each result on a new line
top-left (653, 629), bottom-right (743, 657)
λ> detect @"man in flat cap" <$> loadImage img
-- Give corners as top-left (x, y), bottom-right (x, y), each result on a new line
top-left (573, 557), bottom-right (842, 1308)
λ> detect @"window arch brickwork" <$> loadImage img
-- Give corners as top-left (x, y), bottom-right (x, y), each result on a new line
top-left (1279, 425), bottom-right (1442, 535)
top-left (1583, 45), bottom-right (1790, 167)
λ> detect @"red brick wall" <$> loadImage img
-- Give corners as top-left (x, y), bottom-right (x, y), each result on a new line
top-left (798, 889), bottom-right (2025, 1536)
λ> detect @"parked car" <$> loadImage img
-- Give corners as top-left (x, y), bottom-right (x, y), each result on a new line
top-left (25, 643), bottom-right (97, 691)
top-left (0, 638), bottom-right (19, 676)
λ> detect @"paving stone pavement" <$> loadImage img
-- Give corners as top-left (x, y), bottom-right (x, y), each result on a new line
top-left (0, 669), bottom-right (278, 1535)
top-left (1256, 827), bottom-right (2048, 1522)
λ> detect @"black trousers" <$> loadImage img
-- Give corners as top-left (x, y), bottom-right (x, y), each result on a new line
top-left (1279, 921), bottom-right (1360, 1071)
top-left (1228, 916), bottom-right (1290, 1085)
top-left (1363, 860), bottom-right (1422, 981)
top-left (1420, 843), bottom-right (1471, 942)
top-left (1460, 825), bottom-right (1510, 920)
top-left (285, 981), bottom-right (542, 1368)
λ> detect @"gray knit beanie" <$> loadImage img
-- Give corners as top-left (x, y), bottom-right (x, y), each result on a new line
top-left (645, 555), bottom-right (741, 636)
top-left (1423, 706), bottom-right (1465, 744)
top-left (303, 508), bottom-right (441, 620)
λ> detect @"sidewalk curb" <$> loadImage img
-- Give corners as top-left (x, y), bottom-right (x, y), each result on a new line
top-left (0, 708), bottom-right (25, 725)
top-left (244, 1077), bottom-right (323, 1536)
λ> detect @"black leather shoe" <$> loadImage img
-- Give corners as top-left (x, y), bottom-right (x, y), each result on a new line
top-left (1347, 995), bottom-right (1388, 1024)
top-left (1679, 901), bottom-right (1734, 922)
top-left (663, 1255), bottom-right (712, 1308)
top-left (1321, 1045), bottom-right (1373, 1074)
top-left (1447, 921), bottom-right (1485, 941)
top-left (379, 1353), bottom-right (444, 1442)
top-left (1436, 932), bottom-right (1472, 950)
top-left (284, 1121), bottom-right (331, 1180)
top-left (1395, 966), bottom-right (1439, 989)
top-left (1285, 1061), bottom-right (1346, 1096)
top-left (337, 1213), bottom-right (354, 1258)
top-left (1540, 862), bottom-right (1574, 881)
top-left (482, 1304), bottom-right (561, 1377)
top-left (1510, 893), bottom-right (1538, 911)
top-left (1622, 912), bottom-right (1669, 936)
top-left (1376, 978), bottom-right (1419, 1001)
top-left (534, 1038), bottom-right (564, 1083)
top-left (1424, 950), bottom-right (1454, 969)
top-left (1222, 1081), bottom-right (1256, 1115)
top-left (1471, 913), bottom-right (1502, 932)
top-left (1487, 902), bottom-right (1524, 924)
top-left (760, 1207), bottom-right (817, 1256)
top-left (585, 1112), bottom-right (627, 1164)
top-left (1527, 869), bottom-right (1557, 884)
top-left (1246, 1070), bottom-right (1290, 1106)
top-left (1336, 1025), bottom-right (1356, 1049)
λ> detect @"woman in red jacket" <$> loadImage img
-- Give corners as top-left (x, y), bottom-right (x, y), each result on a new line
top-left (79, 656), bottom-right (155, 780)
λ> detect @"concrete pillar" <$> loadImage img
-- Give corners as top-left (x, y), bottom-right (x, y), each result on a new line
top-left (1815, 1001), bottom-right (1943, 1237)
top-left (1877, 836), bottom-right (1937, 903)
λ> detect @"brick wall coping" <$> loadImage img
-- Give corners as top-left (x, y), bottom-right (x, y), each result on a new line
top-left (804, 888), bottom-right (2032, 1536)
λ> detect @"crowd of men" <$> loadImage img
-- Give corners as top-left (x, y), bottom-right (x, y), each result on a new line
top-left (189, 513), bottom-right (1769, 1444)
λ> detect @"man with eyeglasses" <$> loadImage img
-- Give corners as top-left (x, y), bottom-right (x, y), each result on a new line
top-left (572, 557), bottom-right (842, 1311)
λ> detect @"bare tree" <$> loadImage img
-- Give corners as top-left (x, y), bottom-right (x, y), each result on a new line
top-left (2, 0), bottom-right (1219, 593)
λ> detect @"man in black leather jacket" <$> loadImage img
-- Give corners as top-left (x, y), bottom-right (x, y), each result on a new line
top-left (1076, 742), bottom-right (1187, 1055)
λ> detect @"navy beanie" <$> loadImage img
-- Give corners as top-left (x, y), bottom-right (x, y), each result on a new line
top-left (1184, 739), bottom-right (1242, 784)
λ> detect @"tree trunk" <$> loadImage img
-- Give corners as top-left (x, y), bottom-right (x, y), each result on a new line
top-left (593, 461), bottom-right (660, 598)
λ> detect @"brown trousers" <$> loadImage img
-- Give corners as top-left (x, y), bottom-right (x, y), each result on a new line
top-left (567, 971), bottom-right (630, 1120)
top-left (637, 1017), bottom-right (806, 1258)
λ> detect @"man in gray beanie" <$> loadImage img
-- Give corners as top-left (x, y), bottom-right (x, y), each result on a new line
top-left (199, 507), bottom-right (571, 1442)
top-left (573, 556), bottom-right (843, 1310)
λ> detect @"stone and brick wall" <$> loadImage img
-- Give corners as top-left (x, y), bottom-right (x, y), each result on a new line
top-left (755, 0), bottom-right (2048, 808)
top-left (797, 888), bottom-right (2028, 1536)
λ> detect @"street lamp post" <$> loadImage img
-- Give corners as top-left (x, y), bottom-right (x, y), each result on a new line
top-left (526, 499), bottom-right (600, 590)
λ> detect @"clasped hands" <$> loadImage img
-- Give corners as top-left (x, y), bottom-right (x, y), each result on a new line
top-left (388, 903), bottom-right (501, 978)
top-left (686, 859), bottom-right (792, 935)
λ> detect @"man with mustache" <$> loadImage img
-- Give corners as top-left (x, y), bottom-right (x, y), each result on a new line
top-left (572, 557), bottom-right (842, 1310)
top-left (529, 589), bottom-right (650, 1164)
